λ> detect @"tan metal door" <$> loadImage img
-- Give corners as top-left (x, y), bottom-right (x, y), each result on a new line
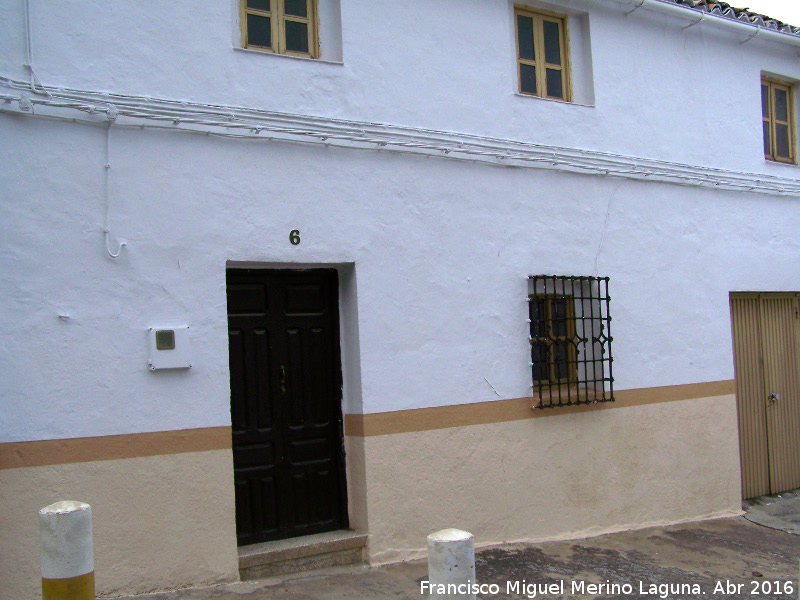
top-left (730, 295), bottom-right (769, 498)
top-left (731, 293), bottom-right (800, 498)
top-left (759, 295), bottom-right (800, 494)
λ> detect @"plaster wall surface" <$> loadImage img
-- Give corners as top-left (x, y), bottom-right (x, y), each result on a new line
top-left (0, 0), bottom-right (796, 593)
top-left (3, 112), bottom-right (800, 439)
top-left (361, 395), bottom-right (742, 564)
top-left (0, 0), bottom-right (798, 174)
top-left (0, 449), bottom-right (239, 600)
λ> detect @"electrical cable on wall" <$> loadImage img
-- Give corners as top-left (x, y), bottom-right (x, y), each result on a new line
top-left (103, 124), bottom-right (126, 259)
top-left (7, 0), bottom-right (799, 199)
top-left (0, 75), bottom-right (798, 198)
top-left (22, 0), bottom-right (50, 98)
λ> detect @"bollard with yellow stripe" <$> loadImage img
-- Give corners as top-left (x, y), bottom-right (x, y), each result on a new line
top-left (39, 501), bottom-right (95, 600)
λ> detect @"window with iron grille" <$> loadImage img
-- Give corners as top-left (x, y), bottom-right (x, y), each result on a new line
top-left (528, 275), bottom-right (614, 409)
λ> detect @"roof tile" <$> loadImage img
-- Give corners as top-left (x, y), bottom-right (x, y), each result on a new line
top-left (661, 0), bottom-right (800, 34)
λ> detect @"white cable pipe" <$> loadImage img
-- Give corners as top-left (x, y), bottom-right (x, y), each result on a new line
top-left (1, 76), bottom-right (798, 196)
top-left (103, 125), bottom-right (126, 259)
top-left (4, 107), bottom-right (795, 194)
top-left (609, 0), bottom-right (800, 48)
top-left (23, 0), bottom-right (34, 89)
top-left (21, 0), bottom-right (51, 97)
top-left (0, 75), bottom-right (792, 181)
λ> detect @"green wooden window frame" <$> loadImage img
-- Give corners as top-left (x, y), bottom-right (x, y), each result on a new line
top-left (241, 0), bottom-right (319, 58)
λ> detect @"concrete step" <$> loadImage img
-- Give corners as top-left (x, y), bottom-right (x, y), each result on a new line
top-left (238, 530), bottom-right (368, 580)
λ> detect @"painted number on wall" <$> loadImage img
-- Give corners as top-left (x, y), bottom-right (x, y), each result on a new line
top-left (289, 230), bottom-right (301, 245)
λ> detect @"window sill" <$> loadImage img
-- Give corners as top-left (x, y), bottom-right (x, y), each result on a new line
top-left (233, 46), bottom-right (343, 66)
top-left (764, 157), bottom-right (798, 168)
top-left (513, 92), bottom-right (595, 108)
top-left (531, 385), bottom-right (613, 409)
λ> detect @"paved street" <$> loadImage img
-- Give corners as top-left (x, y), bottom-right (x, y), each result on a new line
top-left (121, 491), bottom-right (799, 600)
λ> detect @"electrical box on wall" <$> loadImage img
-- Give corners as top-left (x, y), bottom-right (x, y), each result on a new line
top-left (147, 326), bottom-right (192, 370)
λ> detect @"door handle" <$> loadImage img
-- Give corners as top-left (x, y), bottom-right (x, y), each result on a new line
top-left (280, 365), bottom-right (286, 394)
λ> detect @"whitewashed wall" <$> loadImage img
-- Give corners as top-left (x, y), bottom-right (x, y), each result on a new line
top-left (1, 0), bottom-right (800, 442)
top-left (1, 0), bottom-right (798, 170)
top-left (2, 117), bottom-right (799, 439)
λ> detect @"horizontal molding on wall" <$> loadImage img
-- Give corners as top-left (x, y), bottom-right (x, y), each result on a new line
top-left (1, 76), bottom-right (798, 197)
top-left (0, 426), bottom-right (231, 471)
top-left (344, 380), bottom-right (736, 437)
top-left (1, 382), bottom-right (736, 466)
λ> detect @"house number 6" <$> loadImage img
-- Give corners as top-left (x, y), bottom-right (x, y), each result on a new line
top-left (289, 230), bottom-right (300, 245)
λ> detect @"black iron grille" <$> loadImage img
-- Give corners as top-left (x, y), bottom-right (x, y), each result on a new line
top-left (528, 275), bottom-right (614, 409)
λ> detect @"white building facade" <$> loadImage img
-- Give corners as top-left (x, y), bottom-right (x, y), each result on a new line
top-left (1, 0), bottom-right (799, 596)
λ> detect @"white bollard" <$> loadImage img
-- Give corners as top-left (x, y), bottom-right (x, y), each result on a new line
top-left (39, 501), bottom-right (95, 600)
top-left (427, 528), bottom-right (476, 600)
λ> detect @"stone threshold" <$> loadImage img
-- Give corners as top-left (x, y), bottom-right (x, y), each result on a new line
top-left (238, 530), bottom-right (368, 580)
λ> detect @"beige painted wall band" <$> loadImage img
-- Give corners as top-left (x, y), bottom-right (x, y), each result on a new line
top-left (1, 381), bottom-right (735, 467)
top-left (345, 380), bottom-right (735, 437)
top-left (0, 426), bottom-right (231, 471)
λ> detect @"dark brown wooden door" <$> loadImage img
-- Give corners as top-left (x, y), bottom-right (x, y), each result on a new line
top-left (227, 268), bottom-right (348, 546)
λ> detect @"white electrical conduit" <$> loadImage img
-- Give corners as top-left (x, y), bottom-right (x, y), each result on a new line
top-left (5, 0), bottom-right (796, 263)
top-left (1, 76), bottom-right (799, 197)
top-left (23, 0), bottom-right (32, 86)
top-left (22, 0), bottom-right (50, 96)
top-left (610, 0), bottom-right (800, 49)
top-left (102, 125), bottom-right (126, 258)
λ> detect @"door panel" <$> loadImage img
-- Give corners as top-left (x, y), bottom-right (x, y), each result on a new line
top-left (731, 293), bottom-right (800, 498)
top-left (759, 296), bottom-right (800, 493)
top-left (731, 295), bottom-right (770, 498)
top-left (227, 268), bottom-right (347, 545)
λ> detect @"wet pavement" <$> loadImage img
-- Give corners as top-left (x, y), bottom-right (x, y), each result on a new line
top-left (744, 488), bottom-right (800, 535)
top-left (118, 492), bottom-right (799, 600)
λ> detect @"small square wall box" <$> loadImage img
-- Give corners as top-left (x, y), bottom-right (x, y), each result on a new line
top-left (147, 326), bottom-right (192, 370)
